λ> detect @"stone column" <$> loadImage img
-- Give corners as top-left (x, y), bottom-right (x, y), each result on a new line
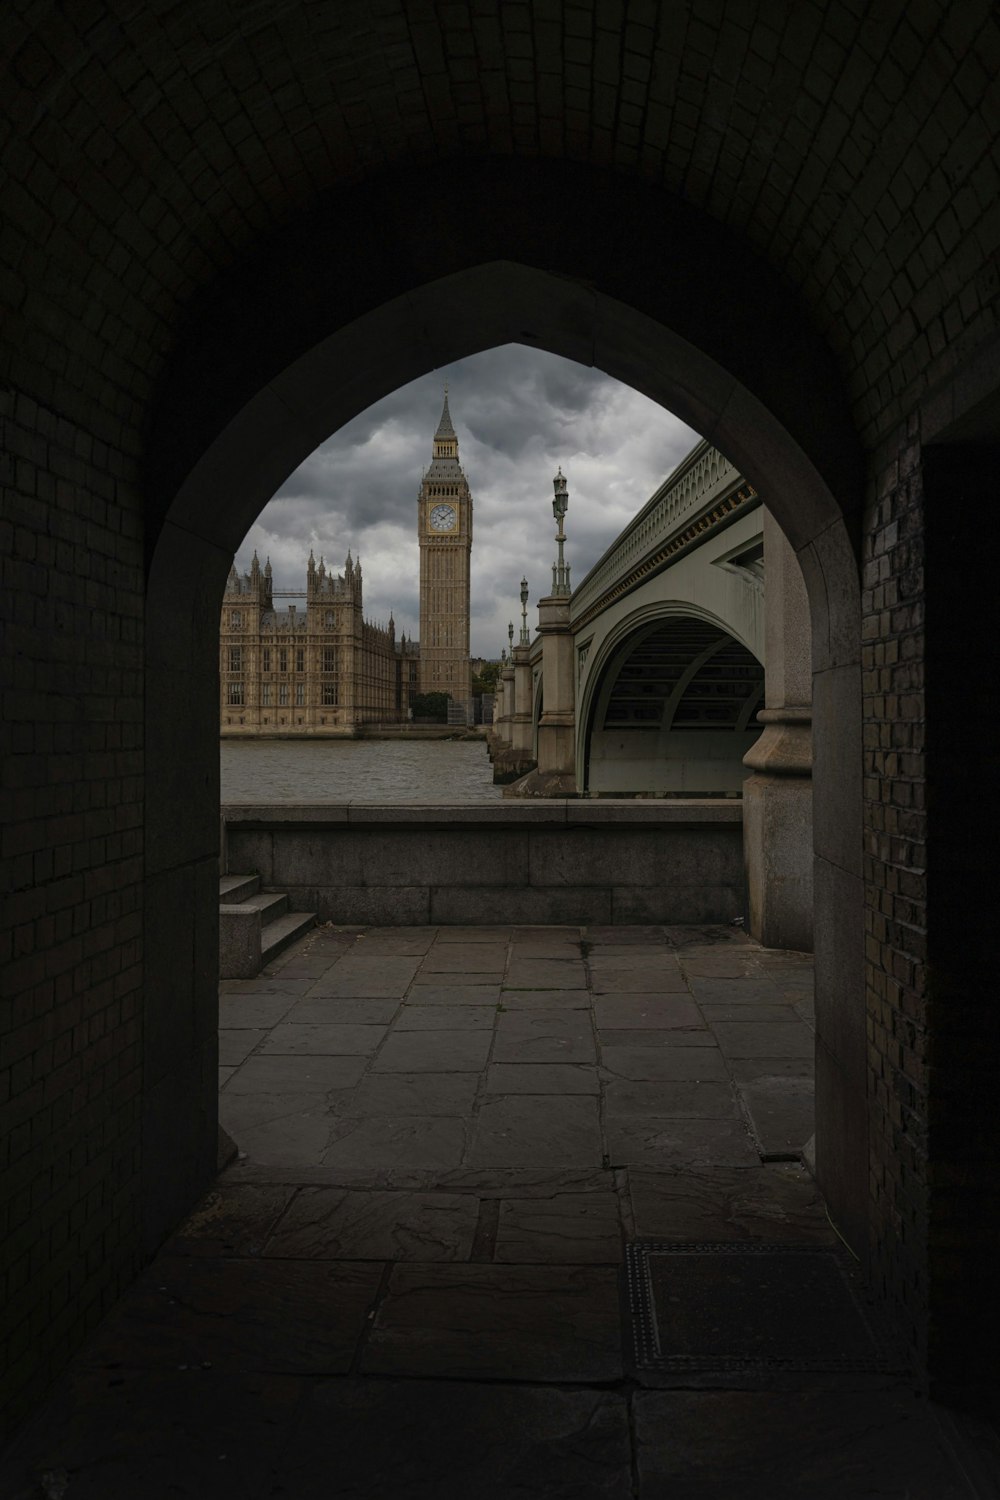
top-left (511, 644), bottom-right (534, 763)
top-left (532, 593), bottom-right (577, 794)
top-left (499, 661), bottom-right (515, 743)
top-left (742, 508), bottom-right (813, 950)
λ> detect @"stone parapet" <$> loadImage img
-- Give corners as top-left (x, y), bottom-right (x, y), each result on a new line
top-left (221, 801), bottom-right (744, 927)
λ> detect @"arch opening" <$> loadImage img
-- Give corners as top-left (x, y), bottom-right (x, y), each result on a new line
top-left (585, 615), bottom-right (764, 797)
top-left (144, 252), bottom-right (864, 1268)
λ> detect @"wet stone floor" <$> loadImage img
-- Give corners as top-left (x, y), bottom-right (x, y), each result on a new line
top-left (3, 926), bottom-right (990, 1498)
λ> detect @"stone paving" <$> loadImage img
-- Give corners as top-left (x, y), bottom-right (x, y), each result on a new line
top-left (2, 925), bottom-right (991, 1498)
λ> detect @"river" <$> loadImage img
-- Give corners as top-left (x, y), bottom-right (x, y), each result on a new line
top-left (220, 737), bottom-right (503, 803)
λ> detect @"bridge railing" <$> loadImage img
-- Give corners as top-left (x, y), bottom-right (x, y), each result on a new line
top-left (570, 439), bottom-right (742, 622)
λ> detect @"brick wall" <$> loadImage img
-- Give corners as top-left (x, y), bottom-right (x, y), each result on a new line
top-left (0, 387), bottom-right (146, 1426)
top-left (863, 424), bottom-right (929, 1368)
top-left (2, 0), bottom-right (999, 1423)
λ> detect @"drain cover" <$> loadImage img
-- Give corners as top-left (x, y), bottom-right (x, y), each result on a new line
top-left (626, 1242), bottom-right (892, 1373)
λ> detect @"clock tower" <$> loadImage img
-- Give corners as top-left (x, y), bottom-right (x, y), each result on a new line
top-left (418, 389), bottom-right (473, 704)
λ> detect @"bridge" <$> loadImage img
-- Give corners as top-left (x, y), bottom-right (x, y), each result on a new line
top-left (490, 439), bottom-right (812, 949)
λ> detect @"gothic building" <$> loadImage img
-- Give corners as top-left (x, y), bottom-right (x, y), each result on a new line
top-left (219, 548), bottom-right (417, 733)
top-left (417, 390), bottom-right (473, 705)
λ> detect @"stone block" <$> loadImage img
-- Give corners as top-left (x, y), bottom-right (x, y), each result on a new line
top-left (313, 886), bottom-right (431, 926)
top-left (529, 829), bottom-right (739, 888)
top-left (811, 663), bottom-right (862, 877)
top-left (743, 772), bottom-right (813, 951)
top-left (430, 885), bottom-right (612, 925)
top-left (219, 902), bottom-right (263, 980)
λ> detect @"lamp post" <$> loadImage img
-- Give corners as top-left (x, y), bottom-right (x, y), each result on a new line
top-left (520, 576), bottom-right (530, 645)
top-left (508, 620), bottom-right (514, 657)
top-left (551, 468), bottom-right (570, 596)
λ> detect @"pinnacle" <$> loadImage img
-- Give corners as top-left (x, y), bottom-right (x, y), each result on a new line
top-left (434, 385), bottom-right (456, 441)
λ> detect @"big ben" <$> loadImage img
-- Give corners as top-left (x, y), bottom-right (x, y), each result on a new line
top-left (418, 389), bottom-right (473, 704)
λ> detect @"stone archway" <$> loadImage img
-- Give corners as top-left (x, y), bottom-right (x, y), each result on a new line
top-left (580, 609), bottom-right (765, 797)
top-left (145, 232), bottom-right (864, 1263)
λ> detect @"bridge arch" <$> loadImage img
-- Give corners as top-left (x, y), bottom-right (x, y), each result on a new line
top-left (578, 605), bottom-right (765, 796)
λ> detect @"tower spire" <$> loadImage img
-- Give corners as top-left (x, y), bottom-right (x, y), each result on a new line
top-left (435, 384), bottom-right (456, 441)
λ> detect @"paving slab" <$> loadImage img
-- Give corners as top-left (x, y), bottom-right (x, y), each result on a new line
top-left (78, 1258), bottom-right (383, 1375)
top-left (219, 1093), bottom-right (339, 1167)
top-left (349, 932), bottom-right (437, 955)
top-left (500, 987), bottom-right (590, 1008)
top-left (632, 1389), bottom-right (972, 1499)
top-left (699, 1002), bottom-right (801, 1024)
top-left (485, 1063), bottom-right (600, 1094)
top-left (509, 941), bottom-right (584, 960)
top-left (307, 957), bottom-right (423, 997)
top-left (419, 944), bottom-right (508, 971)
top-left (494, 1011), bottom-right (597, 1064)
top-left (712, 1022), bottom-right (815, 1058)
top-left (740, 1075), bottom-right (816, 1154)
top-left (364, 1264), bottom-right (623, 1381)
top-left (219, 1028), bottom-right (265, 1066)
top-left (281, 1380), bottom-right (631, 1500)
top-left (511, 925), bottom-right (582, 940)
top-left (496, 1191), bottom-right (623, 1263)
top-left (600, 1045), bottom-right (729, 1081)
top-left (260, 1022), bottom-right (389, 1056)
top-left (262, 1185), bottom-right (479, 1260)
top-left (330, 1073), bottom-right (480, 1117)
top-left (628, 1165), bottom-right (834, 1242)
top-left (595, 995), bottom-right (704, 1030)
top-left (224, 1055), bottom-right (367, 1093)
top-left (604, 1081), bottom-right (740, 1118)
top-left (323, 1116), bottom-right (469, 1170)
top-left (434, 926), bottom-right (513, 942)
top-left (219, 1065), bottom-right (236, 1088)
top-left (599, 1027), bottom-right (718, 1048)
top-left (218, 976), bottom-right (313, 995)
top-left (161, 1182), bottom-right (297, 1257)
top-left (393, 1004), bottom-right (495, 1030)
top-left (585, 925), bottom-right (669, 944)
top-left (219, 993), bottom-right (299, 1027)
top-left (431, 1167), bottom-right (613, 1198)
top-left (0, 1369), bottom-right (304, 1500)
top-left (606, 1116), bottom-right (759, 1167)
top-left (505, 959), bottom-right (589, 989)
top-left (373, 1028), bottom-right (493, 1072)
top-left (407, 984), bottom-right (501, 1004)
top-left (589, 965), bottom-right (690, 993)
top-left (469, 1095), bottom-right (604, 1167)
top-left (728, 1056), bottom-right (814, 1083)
top-left (685, 976), bottom-right (786, 1001)
top-left (587, 948), bottom-right (679, 967)
top-left (285, 996), bottom-right (402, 1024)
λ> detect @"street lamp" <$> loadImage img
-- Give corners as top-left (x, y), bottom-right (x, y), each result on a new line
top-left (519, 576), bottom-right (530, 645)
top-left (551, 468), bottom-right (570, 596)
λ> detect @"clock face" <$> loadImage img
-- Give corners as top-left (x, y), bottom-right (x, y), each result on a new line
top-left (429, 503), bottom-right (457, 532)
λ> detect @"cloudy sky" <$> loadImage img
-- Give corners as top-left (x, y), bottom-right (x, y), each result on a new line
top-left (235, 346), bottom-right (700, 658)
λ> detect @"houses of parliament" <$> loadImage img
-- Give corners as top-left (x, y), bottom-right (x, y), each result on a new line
top-left (219, 393), bottom-right (473, 733)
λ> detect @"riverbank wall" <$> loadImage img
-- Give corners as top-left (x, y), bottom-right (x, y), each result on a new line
top-left (220, 801), bottom-right (744, 926)
top-left (220, 725), bottom-right (484, 742)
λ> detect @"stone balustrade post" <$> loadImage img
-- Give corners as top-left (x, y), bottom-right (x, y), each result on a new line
top-left (533, 594), bottom-right (577, 793)
top-left (494, 663), bottom-right (514, 748)
top-left (742, 508), bottom-right (813, 949)
top-left (511, 645), bottom-right (533, 760)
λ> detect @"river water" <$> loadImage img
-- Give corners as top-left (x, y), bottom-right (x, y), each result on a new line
top-left (220, 737), bottom-right (503, 803)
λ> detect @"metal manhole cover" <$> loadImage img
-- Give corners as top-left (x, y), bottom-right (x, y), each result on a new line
top-left (625, 1241), bottom-right (894, 1373)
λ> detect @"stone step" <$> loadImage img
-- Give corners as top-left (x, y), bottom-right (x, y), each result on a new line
top-left (261, 909), bottom-right (315, 967)
top-left (237, 890), bottom-right (289, 923)
top-left (219, 873), bottom-right (260, 903)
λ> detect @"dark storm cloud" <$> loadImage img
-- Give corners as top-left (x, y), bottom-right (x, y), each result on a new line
top-left (236, 346), bottom-right (699, 656)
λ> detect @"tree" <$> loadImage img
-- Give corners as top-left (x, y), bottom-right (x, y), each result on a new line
top-left (410, 691), bottom-right (449, 722)
top-left (472, 660), bottom-right (501, 695)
